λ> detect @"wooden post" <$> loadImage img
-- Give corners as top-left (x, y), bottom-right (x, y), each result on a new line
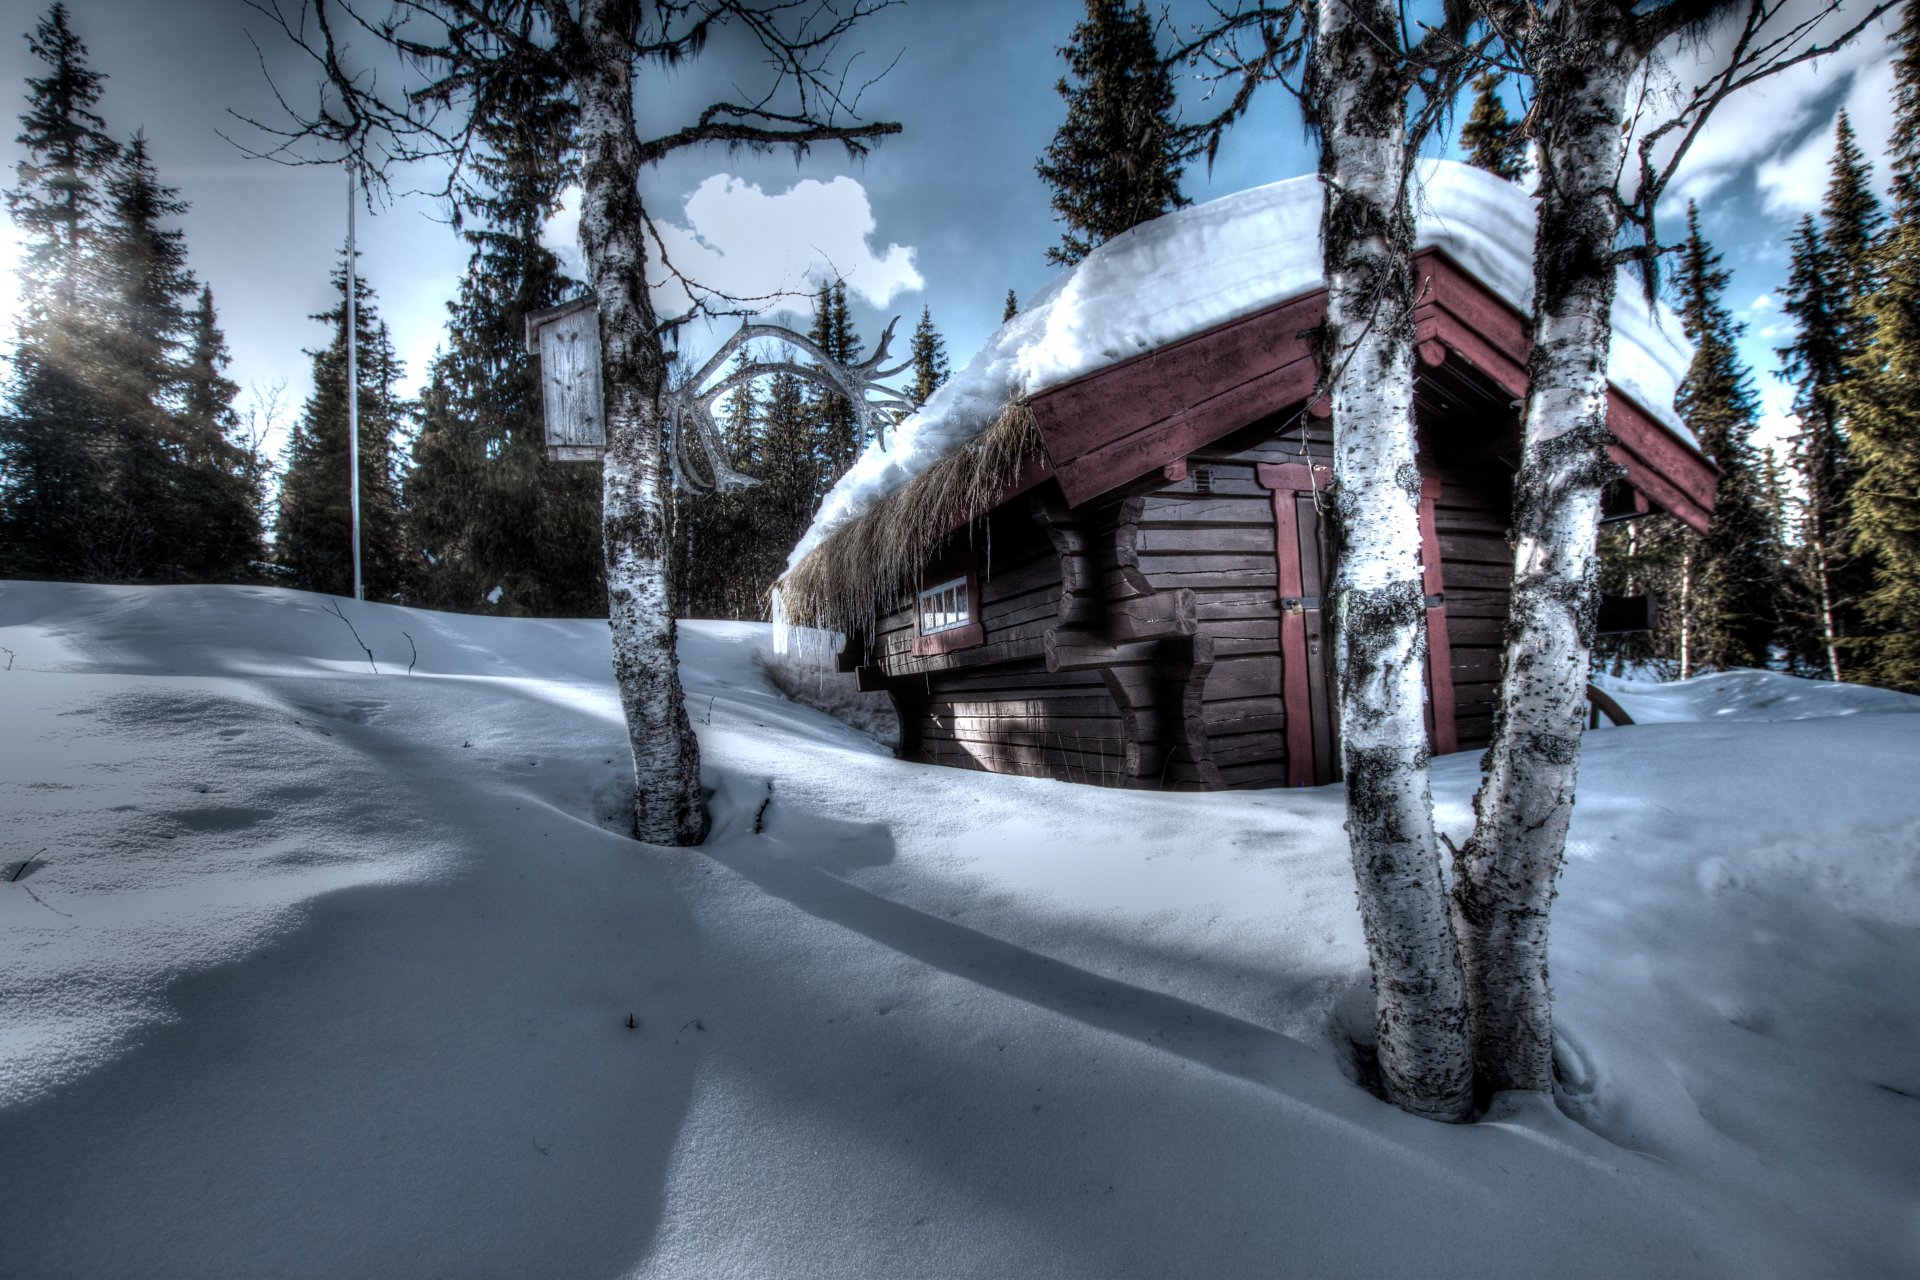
top-left (1257, 461), bottom-right (1333, 787)
top-left (1418, 476), bottom-right (1459, 757)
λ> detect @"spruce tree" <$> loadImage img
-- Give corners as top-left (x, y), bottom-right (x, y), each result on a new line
top-left (276, 255), bottom-right (412, 601)
top-left (1825, 111), bottom-right (1885, 296)
top-left (176, 283), bottom-right (264, 577)
top-left (1777, 215), bottom-right (1859, 677)
top-left (407, 76), bottom-right (603, 616)
top-left (1838, 1), bottom-right (1920, 691)
top-left (677, 353), bottom-right (769, 619)
top-left (908, 305), bottom-right (949, 404)
top-left (1459, 73), bottom-right (1527, 182)
top-left (1673, 203), bottom-right (1780, 671)
top-left (0, 2), bottom-right (119, 578)
top-left (93, 132), bottom-right (199, 578)
top-left (807, 278), bottom-right (862, 485)
top-left (1003, 288), bottom-right (1019, 321)
top-left (1035, 0), bottom-right (1187, 266)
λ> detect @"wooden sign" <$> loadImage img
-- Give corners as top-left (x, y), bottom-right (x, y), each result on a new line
top-left (524, 296), bottom-right (605, 462)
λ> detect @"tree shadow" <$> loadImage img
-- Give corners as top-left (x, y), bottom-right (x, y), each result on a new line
top-left (706, 829), bottom-right (1332, 1095)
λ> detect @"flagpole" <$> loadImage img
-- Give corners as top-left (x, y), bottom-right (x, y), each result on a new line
top-left (346, 163), bottom-right (363, 602)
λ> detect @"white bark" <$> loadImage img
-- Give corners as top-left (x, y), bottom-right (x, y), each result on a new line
top-left (1452, 1), bottom-right (1634, 1093)
top-left (573, 2), bottom-right (705, 846)
top-left (1314, 0), bottom-right (1472, 1122)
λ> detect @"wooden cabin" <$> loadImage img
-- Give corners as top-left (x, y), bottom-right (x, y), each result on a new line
top-left (781, 180), bottom-right (1718, 790)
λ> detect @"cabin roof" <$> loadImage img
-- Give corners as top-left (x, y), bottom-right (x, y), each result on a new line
top-left (779, 161), bottom-right (1705, 632)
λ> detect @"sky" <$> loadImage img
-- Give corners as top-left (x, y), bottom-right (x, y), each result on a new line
top-left (0, 0), bottom-right (1904, 467)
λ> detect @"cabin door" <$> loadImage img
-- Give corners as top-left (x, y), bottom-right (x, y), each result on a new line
top-left (1256, 462), bottom-right (1337, 786)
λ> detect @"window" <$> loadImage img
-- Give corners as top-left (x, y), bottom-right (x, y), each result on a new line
top-left (918, 576), bottom-right (970, 635)
top-left (911, 556), bottom-right (984, 657)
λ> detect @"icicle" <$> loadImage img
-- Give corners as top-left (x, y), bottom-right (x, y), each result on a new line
top-left (770, 587), bottom-right (841, 669)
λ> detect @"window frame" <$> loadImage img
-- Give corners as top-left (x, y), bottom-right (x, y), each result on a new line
top-left (911, 553), bottom-right (984, 656)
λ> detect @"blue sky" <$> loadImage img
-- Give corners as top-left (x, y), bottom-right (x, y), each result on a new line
top-left (0, 0), bottom-right (1902, 462)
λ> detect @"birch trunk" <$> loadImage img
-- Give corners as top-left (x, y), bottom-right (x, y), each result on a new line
top-left (572, 3), bottom-right (706, 846)
top-left (1314, 0), bottom-right (1472, 1122)
top-left (1452, 1), bottom-right (1633, 1092)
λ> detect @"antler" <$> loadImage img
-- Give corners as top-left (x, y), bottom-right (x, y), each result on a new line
top-left (664, 314), bottom-right (920, 493)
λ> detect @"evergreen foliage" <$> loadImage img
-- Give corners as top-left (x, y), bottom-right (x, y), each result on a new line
top-left (1777, 213), bottom-right (1865, 676)
top-left (276, 258), bottom-right (413, 601)
top-left (807, 278), bottom-right (862, 483)
top-left (1838, 1), bottom-right (1920, 691)
top-left (406, 77), bottom-right (603, 617)
top-left (0, 2), bottom-right (120, 577)
top-left (1003, 288), bottom-right (1019, 322)
top-left (908, 305), bottom-right (949, 404)
top-left (1, 9), bottom-right (261, 582)
top-left (1459, 74), bottom-right (1527, 182)
top-left (1035, 0), bottom-right (1187, 266)
top-left (674, 355), bottom-right (771, 619)
top-left (170, 283), bottom-right (264, 577)
top-left (1672, 203), bottom-right (1780, 671)
top-left (1825, 112), bottom-right (1885, 294)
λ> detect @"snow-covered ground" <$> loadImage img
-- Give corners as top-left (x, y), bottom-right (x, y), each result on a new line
top-left (2, 581), bottom-right (1916, 1279)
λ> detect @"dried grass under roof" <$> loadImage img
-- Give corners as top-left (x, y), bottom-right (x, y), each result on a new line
top-left (780, 401), bottom-right (1044, 634)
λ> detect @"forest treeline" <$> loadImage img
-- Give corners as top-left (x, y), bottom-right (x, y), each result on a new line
top-left (0, 3), bottom-right (950, 621)
top-left (2, 0), bottom-right (1916, 691)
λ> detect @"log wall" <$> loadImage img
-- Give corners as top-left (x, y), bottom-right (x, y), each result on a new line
top-left (862, 402), bottom-right (1518, 789)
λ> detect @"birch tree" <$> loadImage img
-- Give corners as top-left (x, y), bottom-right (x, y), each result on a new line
top-left (245, 0), bottom-right (900, 845)
top-left (1177, 0), bottom-right (1482, 1121)
top-left (1453, 0), bottom-right (1894, 1092)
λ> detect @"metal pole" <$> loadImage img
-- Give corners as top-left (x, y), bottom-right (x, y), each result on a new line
top-left (346, 164), bottom-right (363, 602)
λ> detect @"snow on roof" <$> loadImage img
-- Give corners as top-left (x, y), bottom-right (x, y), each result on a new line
top-left (787, 160), bottom-right (1694, 574)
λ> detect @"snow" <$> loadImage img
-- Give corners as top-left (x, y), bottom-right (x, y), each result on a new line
top-left (789, 161), bottom-right (1696, 572)
top-left (4, 580), bottom-right (1918, 1277)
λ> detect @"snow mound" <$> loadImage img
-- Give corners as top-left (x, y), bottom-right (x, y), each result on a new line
top-left (1592, 667), bottom-right (1920, 725)
top-left (5, 581), bottom-right (1918, 1278)
top-left (789, 160), bottom-right (1694, 572)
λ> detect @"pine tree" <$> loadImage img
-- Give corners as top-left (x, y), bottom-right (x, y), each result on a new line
top-left (1838, 1), bottom-right (1920, 692)
top-left (175, 283), bottom-right (265, 578)
top-left (677, 353), bottom-right (775, 619)
top-left (93, 131), bottom-right (200, 578)
top-left (0, 2), bottom-right (119, 578)
top-left (1459, 73), bottom-right (1527, 182)
top-left (407, 75), bottom-right (603, 616)
top-left (1673, 203), bottom-right (1780, 671)
top-left (1826, 111), bottom-right (1885, 295)
top-left (276, 255), bottom-right (412, 601)
top-left (1778, 215), bottom-right (1859, 677)
top-left (807, 278), bottom-right (862, 484)
top-left (1003, 288), bottom-right (1019, 322)
top-left (759, 368), bottom-right (821, 588)
top-left (908, 305), bottom-right (949, 404)
top-left (1035, 0), bottom-right (1187, 266)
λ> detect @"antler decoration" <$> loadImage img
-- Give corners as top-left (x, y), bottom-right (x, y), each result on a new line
top-left (663, 316), bottom-right (918, 494)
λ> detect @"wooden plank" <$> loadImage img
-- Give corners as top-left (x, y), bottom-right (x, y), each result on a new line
top-left (1202, 655), bottom-right (1284, 702)
top-left (1141, 494), bottom-right (1284, 526)
top-left (1269, 478), bottom-right (1315, 788)
top-left (1419, 476), bottom-right (1460, 758)
top-left (1051, 351), bottom-right (1321, 506)
top-left (1293, 490), bottom-right (1337, 782)
top-left (1437, 531), bottom-right (1514, 564)
top-left (1034, 291), bottom-right (1324, 462)
top-left (1136, 524), bottom-right (1276, 554)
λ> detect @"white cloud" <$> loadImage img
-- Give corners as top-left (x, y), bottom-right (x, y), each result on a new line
top-left (1755, 55), bottom-right (1897, 214)
top-left (1749, 293), bottom-right (1775, 311)
top-left (542, 174), bottom-right (921, 321)
top-left (1644, 0), bottom-right (1900, 208)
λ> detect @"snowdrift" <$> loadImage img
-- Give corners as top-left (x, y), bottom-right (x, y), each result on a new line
top-left (2, 581), bottom-right (1916, 1278)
